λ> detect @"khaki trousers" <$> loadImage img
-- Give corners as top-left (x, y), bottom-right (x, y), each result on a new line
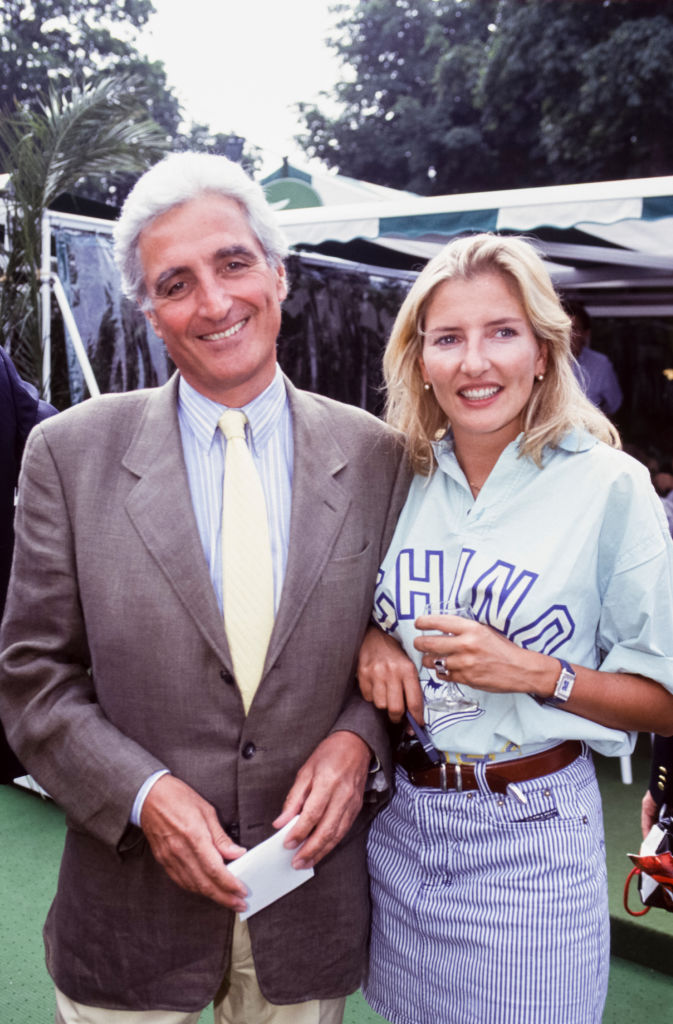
top-left (54, 918), bottom-right (346, 1024)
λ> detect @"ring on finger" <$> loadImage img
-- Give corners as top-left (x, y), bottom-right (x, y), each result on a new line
top-left (433, 657), bottom-right (450, 679)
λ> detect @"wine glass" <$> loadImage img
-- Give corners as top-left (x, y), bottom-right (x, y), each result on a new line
top-left (421, 600), bottom-right (481, 714)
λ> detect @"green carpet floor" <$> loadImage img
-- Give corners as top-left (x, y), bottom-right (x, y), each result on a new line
top-left (2, 738), bottom-right (671, 1022)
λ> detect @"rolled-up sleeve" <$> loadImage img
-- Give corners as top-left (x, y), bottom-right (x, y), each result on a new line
top-left (598, 486), bottom-right (673, 691)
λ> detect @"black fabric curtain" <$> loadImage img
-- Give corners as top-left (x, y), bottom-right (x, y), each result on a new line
top-left (52, 225), bottom-right (414, 414)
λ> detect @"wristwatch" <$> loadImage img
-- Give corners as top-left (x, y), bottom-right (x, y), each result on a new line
top-left (547, 659), bottom-right (576, 706)
top-left (532, 658), bottom-right (576, 707)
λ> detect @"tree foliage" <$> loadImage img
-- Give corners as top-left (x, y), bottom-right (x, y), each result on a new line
top-left (0, 0), bottom-right (259, 191)
top-left (297, 0), bottom-right (498, 194)
top-left (0, 76), bottom-right (168, 391)
top-left (297, 0), bottom-right (673, 193)
top-left (175, 124), bottom-right (262, 179)
top-left (0, 0), bottom-right (181, 136)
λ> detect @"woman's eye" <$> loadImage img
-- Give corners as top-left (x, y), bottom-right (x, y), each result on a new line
top-left (166, 280), bottom-right (186, 297)
top-left (495, 327), bottom-right (516, 339)
top-left (434, 334), bottom-right (459, 346)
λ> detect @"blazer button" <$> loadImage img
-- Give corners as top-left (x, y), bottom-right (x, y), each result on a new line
top-left (242, 742), bottom-right (256, 760)
top-left (220, 668), bottom-right (234, 685)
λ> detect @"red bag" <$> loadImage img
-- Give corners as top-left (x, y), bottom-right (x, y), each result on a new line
top-left (624, 818), bottom-right (673, 916)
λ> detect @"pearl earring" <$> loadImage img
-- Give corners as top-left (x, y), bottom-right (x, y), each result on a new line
top-left (423, 382), bottom-right (432, 391)
top-left (536, 374), bottom-right (545, 382)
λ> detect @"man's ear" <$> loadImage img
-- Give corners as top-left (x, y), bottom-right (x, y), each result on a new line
top-left (276, 263), bottom-right (288, 303)
top-left (143, 304), bottom-right (162, 339)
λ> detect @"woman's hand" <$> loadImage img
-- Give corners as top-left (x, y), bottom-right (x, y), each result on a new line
top-left (358, 625), bottom-right (423, 723)
top-left (413, 612), bottom-right (673, 736)
top-left (414, 611), bottom-right (551, 696)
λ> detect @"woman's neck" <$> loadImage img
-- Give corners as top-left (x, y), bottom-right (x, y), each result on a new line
top-left (453, 434), bottom-right (508, 498)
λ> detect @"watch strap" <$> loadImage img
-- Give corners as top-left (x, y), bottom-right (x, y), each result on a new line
top-left (548, 658), bottom-right (576, 706)
top-left (532, 658), bottom-right (576, 707)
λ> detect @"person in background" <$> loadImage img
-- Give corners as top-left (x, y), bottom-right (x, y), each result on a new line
top-left (661, 490), bottom-right (673, 536)
top-left (642, 736), bottom-right (673, 836)
top-left (0, 346), bottom-right (56, 783)
top-left (565, 298), bottom-right (622, 415)
top-left (357, 234), bottom-right (673, 1024)
top-left (652, 467), bottom-right (673, 498)
top-left (0, 153), bottom-right (410, 1024)
top-left (651, 463), bottom-right (673, 537)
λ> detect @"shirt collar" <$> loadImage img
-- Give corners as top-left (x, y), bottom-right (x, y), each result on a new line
top-left (555, 428), bottom-right (598, 454)
top-left (178, 365), bottom-right (288, 455)
top-left (431, 425), bottom-right (598, 478)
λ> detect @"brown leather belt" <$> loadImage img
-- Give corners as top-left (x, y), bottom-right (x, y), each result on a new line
top-left (397, 739), bottom-right (582, 794)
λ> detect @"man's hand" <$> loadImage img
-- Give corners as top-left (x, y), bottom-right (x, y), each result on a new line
top-left (641, 789), bottom-right (660, 839)
top-left (358, 625), bottom-right (423, 723)
top-left (140, 774), bottom-right (248, 911)
top-left (272, 731), bottom-right (371, 870)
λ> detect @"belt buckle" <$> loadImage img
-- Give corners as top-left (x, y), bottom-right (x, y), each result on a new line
top-left (439, 762), bottom-right (448, 791)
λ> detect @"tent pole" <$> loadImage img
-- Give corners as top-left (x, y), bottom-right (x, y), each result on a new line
top-left (40, 212), bottom-right (52, 402)
top-left (50, 274), bottom-right (100, 399)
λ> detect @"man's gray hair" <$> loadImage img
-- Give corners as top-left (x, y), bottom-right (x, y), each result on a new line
top-left (113, 152), bottom-right (289, 309)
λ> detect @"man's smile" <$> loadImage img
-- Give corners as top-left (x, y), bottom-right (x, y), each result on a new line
top-left (199, 317), bottom-right (249, 342)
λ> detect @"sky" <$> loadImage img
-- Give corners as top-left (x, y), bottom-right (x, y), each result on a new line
top-left (138, 0), bottom-right (348, 176)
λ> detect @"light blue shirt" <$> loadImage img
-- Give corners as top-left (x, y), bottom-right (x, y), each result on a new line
top-left (131, 366), bottom-right (294, 824)
top-left (661, 491), bottom-right (673, 538)
top-left (373, 429), bottom-right (673, 759)
top-left (177, 366), bottom-right (293, 611)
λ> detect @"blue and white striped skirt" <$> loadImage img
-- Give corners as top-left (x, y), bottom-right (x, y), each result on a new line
top-left (364, 748), bottom-right (609, 1024)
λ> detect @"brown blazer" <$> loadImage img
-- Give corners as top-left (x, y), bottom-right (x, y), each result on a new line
top-left (0, 373), bottom-right (411, 1011)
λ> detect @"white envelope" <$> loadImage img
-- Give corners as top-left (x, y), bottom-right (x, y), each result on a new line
top-left (227, 815), bottom-right (314, 921)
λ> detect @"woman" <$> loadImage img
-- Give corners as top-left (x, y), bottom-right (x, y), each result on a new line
top-left (358, 234), bottom-right (673, 1024)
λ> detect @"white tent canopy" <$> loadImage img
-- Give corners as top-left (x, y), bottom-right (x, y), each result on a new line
top-left (276, 176), bottom-right (673, 317)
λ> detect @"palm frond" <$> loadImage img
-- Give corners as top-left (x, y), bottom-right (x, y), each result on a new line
top-left (0, 74), bottom-right (169, 395)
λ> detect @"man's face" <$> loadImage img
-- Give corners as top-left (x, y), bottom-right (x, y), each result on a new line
top-left (139, 194), bottom-right (287, 407)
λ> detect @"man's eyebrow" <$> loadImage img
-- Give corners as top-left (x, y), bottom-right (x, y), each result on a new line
top-left (150, 244), bottom-right (258, 294)
top-left (151, 246), bottom-right (259, 295)
top-left (153, 266), bottom-right (188, 294)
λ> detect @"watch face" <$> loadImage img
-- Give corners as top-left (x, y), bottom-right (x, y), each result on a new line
top-left (556, 664), bottom-right (576, 700)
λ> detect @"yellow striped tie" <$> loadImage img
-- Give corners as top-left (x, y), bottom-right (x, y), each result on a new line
top-left (218, 410), bottom-right (274, 713)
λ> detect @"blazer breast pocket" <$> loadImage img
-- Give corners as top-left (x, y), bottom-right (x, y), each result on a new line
top-left (320, 542), bottom-right (373, 583)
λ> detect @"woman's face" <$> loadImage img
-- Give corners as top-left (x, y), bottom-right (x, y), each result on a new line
top-left (419, 271), bottom-right (548, 455)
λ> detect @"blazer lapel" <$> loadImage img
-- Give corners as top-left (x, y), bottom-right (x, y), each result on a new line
top-left (120, 376), bottom-right (354, 677)
top-left (122, 376), bottom-right (231, 667)
top-left (266, 382), bottom-right (351, 668)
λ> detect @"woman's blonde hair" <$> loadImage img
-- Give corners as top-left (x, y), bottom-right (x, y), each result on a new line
top-left (383, 233), bottom-right (620, 474)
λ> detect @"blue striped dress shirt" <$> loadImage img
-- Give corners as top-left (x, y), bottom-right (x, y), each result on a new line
top-left (177, 365), bottom-right (294, 611)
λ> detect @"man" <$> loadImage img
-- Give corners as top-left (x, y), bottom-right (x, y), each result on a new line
top-left (0, 154), bottom-right (410, 1023)
top-left (565, 299), bottom-right (622, 416)
top-left (0, 346), bottom-right (56, 783)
